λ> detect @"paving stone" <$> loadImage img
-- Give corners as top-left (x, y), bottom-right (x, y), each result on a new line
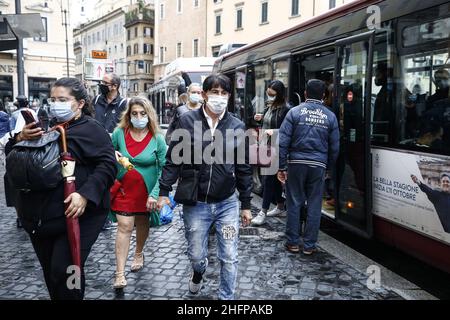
top-left (0, 170), bottom-right (403, 301)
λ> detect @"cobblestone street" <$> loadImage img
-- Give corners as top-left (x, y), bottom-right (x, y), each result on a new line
top-left (0, 167), bottom-right (403, 300)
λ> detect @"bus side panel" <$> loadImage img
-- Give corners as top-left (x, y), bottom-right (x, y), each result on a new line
top-left (374, 216), bottom-right (450, 274)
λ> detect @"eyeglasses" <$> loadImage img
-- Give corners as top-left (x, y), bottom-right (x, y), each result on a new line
top-left (101, 81), bottom-right (113, 86)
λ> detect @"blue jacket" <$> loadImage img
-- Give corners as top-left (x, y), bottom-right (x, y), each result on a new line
top-left (279, 99), bottom-right (340, 170)
top-left (0, 111), bottom-right (9, 138)
top-left (93, 94), bottom-right (127, 133)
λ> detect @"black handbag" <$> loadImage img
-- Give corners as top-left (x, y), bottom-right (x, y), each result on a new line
top-left (6, 130), bottom-right (63, 191)
top-left (174, 168), bottom-right (199, 205)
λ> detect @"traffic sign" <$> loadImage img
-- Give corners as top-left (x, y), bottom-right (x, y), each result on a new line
top-left (84, 58), bottom-right (114, 80)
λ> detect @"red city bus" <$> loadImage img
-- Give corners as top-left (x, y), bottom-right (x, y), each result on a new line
top-left (214, 0), bottom-right (450, 273)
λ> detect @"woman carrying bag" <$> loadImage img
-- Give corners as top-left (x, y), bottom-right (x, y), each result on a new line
top-left (110, 96), bottom-right (166, 289)
top-left (252, 80), bottom-right (290, 226)
top-left (7, 77), bottom-right (117, 299)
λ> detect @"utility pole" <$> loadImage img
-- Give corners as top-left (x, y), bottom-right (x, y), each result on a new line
top-left (62, 8), bottom-right (70, 77)
top-left (15, 0), bottom-right (25, 95)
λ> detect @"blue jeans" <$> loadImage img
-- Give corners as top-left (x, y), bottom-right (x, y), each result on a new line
top-left (182, 194), bottom-right (240, 300)
top-left (285, 164), bottom-right (325, 250)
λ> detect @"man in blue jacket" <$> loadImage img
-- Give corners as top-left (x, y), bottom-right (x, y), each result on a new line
top-left (278, 79), bottom-right (339, 255)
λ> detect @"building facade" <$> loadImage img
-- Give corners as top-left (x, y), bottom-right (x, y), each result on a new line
top-left (73, 8), bottom-right (128, 97)
top-left (153, 0), bottom-right (353, 81)
top-left (207, 0), bottom-right (355, 57)
top-left (154, 0), bottom-right (208, 82)
top-left (125, 2), bottom-right (155, 96)
top-left (0, 0), bottom-right (75, 106)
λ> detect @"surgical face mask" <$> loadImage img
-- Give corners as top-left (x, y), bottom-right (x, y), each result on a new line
top-left (99, 83), bottom-right (110, 96)
top-left (207, 95), bottom-right (228, 114)
top-left (267, 95), bottom-right (276, 102)
top-left (49, 101), bottom-right (76, 122)
top-left (189, 93), bottom-right (202, 104)
top-left (131, 116), bottom-right (148, 129)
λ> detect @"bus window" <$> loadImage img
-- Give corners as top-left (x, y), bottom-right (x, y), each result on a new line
top-left (272, 59), bottom-right (289, 92)
top-left (233, 70), bottom-right (245, 121)
top-left (398, 50), bottom-right (450, 155)
top-left (300, 49), bottom-right (335, 109)
top-left (394, 6), bottom-right (450, 156)
top-left (244, 66), bottom-right (256, 128)
top-left (253, 61), bottom-right (272, 115)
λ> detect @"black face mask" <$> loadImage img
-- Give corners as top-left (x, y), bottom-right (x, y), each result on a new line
top-left (99, 83), bottom-right (110, 96)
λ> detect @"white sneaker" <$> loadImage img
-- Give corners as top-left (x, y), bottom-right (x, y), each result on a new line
top-left (189, 272), bottom-right (203, 294)
top-left (252, 211), bottom-right (266, 226)
top-left (188, 258), bottom-right (208, 294)
top-left (266, 207), bottom-right (286, 217)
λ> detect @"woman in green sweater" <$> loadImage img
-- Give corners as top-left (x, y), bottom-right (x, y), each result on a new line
top-left (110, 96), bottom-right (167, 289)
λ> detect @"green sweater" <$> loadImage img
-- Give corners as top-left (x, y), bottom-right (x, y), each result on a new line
top-left (111, 128), bottom-right (167, 200)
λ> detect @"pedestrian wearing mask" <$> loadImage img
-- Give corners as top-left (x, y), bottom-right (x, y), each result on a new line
top-left (252, 80), bottom-right (290, 226)
top-left (93, 73), bottom-right (127, 230)
top-left (31, 98), bottom-right (49, 131)
top-left (93, 73), bottom-right (127, 134)
top-left (165, 83), bottom-right (203, 144)
top-left (7, 77), bottom-right (117, 299)
top-left (110, 97), bottom-right (167, 289)
top-left (157, 74), bottom-right (253, 300)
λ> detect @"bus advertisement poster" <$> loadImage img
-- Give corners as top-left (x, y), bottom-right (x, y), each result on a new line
top-left (372, 148), bottom-right (450, 245)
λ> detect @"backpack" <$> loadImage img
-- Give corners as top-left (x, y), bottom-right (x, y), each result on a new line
top-left (6, 130), bottom-right (63, 190)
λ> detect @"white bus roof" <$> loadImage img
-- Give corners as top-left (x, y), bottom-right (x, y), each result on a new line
top-left (164, 57), bottom-right (218, 77)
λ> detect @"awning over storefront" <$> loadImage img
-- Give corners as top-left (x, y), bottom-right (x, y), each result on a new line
top-left (0, 13), bottom-right (45, 51)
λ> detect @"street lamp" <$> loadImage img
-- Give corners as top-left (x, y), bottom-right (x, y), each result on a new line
top-left (15, 0), bottom-right (24, 95)
top-left (62, 9), bottom-right (69, 77)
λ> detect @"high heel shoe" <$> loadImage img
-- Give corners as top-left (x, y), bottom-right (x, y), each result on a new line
top-left (113, 271), bottom-right (127, 289)
top-left (131, 252), bottom-right (144, 272)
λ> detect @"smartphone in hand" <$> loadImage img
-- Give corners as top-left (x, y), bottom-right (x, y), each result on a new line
top-left (20, 110), bottom-right (38, 129)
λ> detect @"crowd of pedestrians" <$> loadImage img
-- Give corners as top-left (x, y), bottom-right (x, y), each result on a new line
top-left (1, 72), bottom-right (339, 300)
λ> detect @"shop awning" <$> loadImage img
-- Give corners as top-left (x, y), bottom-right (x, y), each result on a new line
top-left (0, 13), bottom-right (46, 51)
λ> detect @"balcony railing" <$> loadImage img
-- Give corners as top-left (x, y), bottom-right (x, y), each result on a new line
top-left (125, 8), bottom-right (154, 26)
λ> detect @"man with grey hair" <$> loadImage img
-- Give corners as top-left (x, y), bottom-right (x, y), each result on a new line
top-left (94, 73), bottom-right (127, 134)
top-left (165, 82), bottom-right (203, 144)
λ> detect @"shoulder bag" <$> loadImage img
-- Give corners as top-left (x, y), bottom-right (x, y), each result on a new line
top-left (6, 130), bottom-right (63, 190)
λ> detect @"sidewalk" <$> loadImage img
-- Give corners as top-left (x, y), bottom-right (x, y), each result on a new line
top-left (0, 177), bottom-right (405, 300)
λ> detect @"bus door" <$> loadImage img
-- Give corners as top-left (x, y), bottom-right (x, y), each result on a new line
top-left (333, 31), bottom-right (374, 238)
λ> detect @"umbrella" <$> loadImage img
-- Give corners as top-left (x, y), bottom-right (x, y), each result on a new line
top-left (55, 124), bottom-right (81, 268)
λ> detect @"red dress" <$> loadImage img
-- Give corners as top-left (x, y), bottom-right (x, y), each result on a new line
top-left (111, 129), bottom-right (153, 213)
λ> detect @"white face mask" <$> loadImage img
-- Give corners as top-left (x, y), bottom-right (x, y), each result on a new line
top-left (131, 116), bottom-right (148, 129)
top-left (189, 93), bottom-right (202, 105)
top-left (207, 95), bottom-right (228, 114)
top-left (49, 101), bottom-right (76, 122)
top-left (267, 95), bottom-right (276, 102)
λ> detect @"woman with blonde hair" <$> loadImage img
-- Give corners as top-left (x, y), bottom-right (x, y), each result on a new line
top-left (110, 96), bottom-right (166, 289)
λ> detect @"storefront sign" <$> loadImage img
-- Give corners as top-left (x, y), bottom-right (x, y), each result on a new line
top-left (92, 50), bottom-right (107, 59)
top-left (372, 148), bottom-right (450, 245)
top-left (0, 64), bottom-right (15, 74)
